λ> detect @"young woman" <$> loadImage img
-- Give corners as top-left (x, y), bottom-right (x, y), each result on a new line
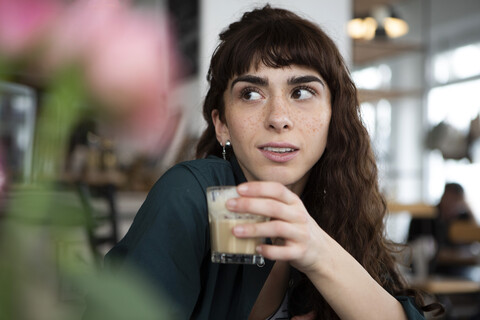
top-left (105, 5), bottom-right (440, 319)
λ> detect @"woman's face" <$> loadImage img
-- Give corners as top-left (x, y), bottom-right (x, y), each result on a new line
top-left (213, 64), bottom-right (331, 195)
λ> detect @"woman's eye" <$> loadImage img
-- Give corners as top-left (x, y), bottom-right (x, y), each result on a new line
top-left (292, 88), bottom-right (315, 100)
top-left (241, 89), bottom-right (262, 101)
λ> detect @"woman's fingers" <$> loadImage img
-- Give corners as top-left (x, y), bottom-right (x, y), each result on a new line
top-left (225, 181), bottom-right (322, 271)
top-left (226, 181), bottom-right (308, 223)
top-left (236, 181), bottom-right (298, 205)
top-left (256, 243), bottom-right (304, 261)
top-left (233, 219), bottom-right (308, 242)
top-left (226, 196), bottom-right (306, 223)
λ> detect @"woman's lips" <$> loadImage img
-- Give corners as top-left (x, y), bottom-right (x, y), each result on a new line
top-left (258, 143), bottom-right (299, 163)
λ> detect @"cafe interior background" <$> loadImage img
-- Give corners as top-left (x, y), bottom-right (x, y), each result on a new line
top-left (1, 0), bottom-right (480, 319)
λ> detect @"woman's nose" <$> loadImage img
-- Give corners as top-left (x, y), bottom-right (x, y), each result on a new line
top-left (265, 96), bottom-right (293, 131)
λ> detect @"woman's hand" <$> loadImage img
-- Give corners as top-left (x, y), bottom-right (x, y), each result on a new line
top-left (226, 181), bottom-right (329, 275)
top-left (228, 181), bottom-right (408, 320)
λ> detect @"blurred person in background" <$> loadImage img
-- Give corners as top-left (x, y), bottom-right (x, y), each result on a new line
top-left (436, 183), bottom-right (475, 247)
top-left (408, 183), bottom-right (477, 276)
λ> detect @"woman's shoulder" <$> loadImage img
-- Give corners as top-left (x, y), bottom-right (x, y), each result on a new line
top-left (175, 155), bottom-right (231, 171)
top-left (159, 156), bottom-right (237, 189)
top-left (108, 158), bottom-right (231, 258)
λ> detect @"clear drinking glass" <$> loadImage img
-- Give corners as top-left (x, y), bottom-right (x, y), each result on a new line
top-left (206, 186), bottom-right (268, 265)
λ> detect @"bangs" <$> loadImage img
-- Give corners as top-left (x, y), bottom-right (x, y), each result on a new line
top-left (223, 19), bottom-right (325, 79)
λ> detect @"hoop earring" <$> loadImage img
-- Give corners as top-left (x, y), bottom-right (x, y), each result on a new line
top-left (222, 140), bottom-right (231, 160)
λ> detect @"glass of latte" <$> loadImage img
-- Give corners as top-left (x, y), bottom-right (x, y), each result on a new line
top-left (206, 186), bottom-right (268, 266)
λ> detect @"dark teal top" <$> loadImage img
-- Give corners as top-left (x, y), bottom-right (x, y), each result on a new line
top-left (105, 155), bottom-right (425, 319)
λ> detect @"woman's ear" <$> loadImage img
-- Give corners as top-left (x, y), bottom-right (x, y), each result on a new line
top-left (211, 109), bottom-right (230, 145)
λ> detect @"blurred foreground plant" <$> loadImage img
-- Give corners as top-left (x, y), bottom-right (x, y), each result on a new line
top-left (0, 0), bottom-right (182, 319)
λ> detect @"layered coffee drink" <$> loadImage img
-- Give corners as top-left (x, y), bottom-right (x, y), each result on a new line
top-left (206, 186), bottom-right (267, 265)
top-left (210, 219), bottom-right (264, 254)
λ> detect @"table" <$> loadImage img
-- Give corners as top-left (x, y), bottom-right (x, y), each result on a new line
top-left (387, 202), bottom-right (437, 218)
top-left (449, 221), bottom-right (480, 244)
top-left (411, 276), bottom-right (480, 295)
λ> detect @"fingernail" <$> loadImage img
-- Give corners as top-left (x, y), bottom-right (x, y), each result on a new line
top-left (233, 225), bottom-right (244, 235)
top-left (226, 199), bottom-right (236, 208)
top-left (256, 246), bottom-right (262, 253)
top-left (237, 184), bottom-right (248, 193)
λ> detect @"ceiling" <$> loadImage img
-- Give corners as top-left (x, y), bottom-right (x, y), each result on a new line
top-left (351, 0), bottom-right (419, 66)
top-left (353, 0), bottom-right (405, 17)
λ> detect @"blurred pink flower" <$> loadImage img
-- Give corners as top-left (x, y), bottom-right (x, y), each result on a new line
top-left (0, 0), bottom-right (61, 56)
top-left (42, 0), bottom-right (126, 71)
top-left (85, 10), bottom-right (176, 112)
top-left (3, 0), bottom-right (181, 154)
top-left (42, 0), bottom-right (181, 153)
top-left (82, 6), bottom-right (180, 153)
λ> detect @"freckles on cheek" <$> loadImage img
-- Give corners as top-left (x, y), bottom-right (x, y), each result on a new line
top-left (244, 114), bottom-right (258, 131)
top-left (302, 115), bottom-right (327, 134)
top-left (231, 114), bottom-right (257, 140)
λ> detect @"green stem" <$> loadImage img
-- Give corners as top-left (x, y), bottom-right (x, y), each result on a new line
top-left (31, 68), bottom-right (88, 184)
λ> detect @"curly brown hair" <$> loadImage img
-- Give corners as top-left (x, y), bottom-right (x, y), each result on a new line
top-left (196, 4), bottom-right (440, 319)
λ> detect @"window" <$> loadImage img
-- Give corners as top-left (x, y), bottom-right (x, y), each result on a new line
top-left (0, 82), bottom-right (36, 183)
top-left (427, 43), bottom-right (480, 222)
top-left (352, 64), bottom-right (392, 90)
top-left (433, 43), bottom-right (480, 85)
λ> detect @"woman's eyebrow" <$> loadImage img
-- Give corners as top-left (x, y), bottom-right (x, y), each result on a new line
top-left (230, 75), bottom-right (268, 90)
top-left (288, 75), bottom-right (325, 87)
